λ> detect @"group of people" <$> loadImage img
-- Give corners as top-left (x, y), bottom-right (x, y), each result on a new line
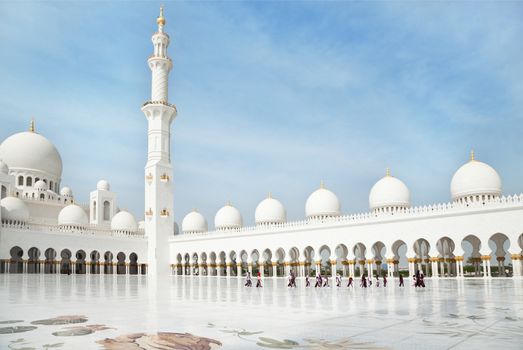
top-left (244, 270), bottom-right (423, 289)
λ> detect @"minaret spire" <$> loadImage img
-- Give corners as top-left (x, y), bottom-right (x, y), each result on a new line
top-left (29, 119), bottom-right (35, 133)
top-left (157, 5), bottom-right (165, 32)
top-left (142, 6), bottom-right (177, 277)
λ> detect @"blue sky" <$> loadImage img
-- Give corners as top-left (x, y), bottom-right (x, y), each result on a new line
top-left (0, 1), bottom-right (522, 227)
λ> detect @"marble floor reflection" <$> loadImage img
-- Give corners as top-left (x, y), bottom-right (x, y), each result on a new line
top-left (0, 275), bottom-right (522, 349)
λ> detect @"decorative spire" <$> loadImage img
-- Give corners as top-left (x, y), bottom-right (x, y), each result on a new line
top-left (157, 5), bottom-right (165, 29)
top-left (320, 180), bottom-right (325, 189)
top-left (226, 200), bottom-right (231, 206)
top-left (470, 150), bottom-right (475, 162)
top-left (386, 167), bottom-right (391, 177)
top-left (192, 208), bottom-right (197, 212)
top-left (29, 119), bottom-right (35, 132)
top-left (268, 192), bottom-right (272, 199)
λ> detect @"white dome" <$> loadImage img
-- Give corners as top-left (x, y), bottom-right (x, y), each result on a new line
top-left (110, 210), bottom-right (138, 233)
top-left (214, 203), bottom-right (242, 230)
top-left (0, 197), bottom-right (29, 223)
top-left (305, 184), bottom-right (341, 219)
top-left (60, 187), bottom-right (73, 197)
top-left (34, 180), bottom-right (47, 191)
top-left (182, 210), bottom-right (208, 233)
top-left (369, 173), bottom-right (410, 211)
top-left (58, 204), bottom-right (88, 228)
top-left (0, 131), bottom-right (62, 178)
top-left (0, 159), bottom-right (9, 174)
top-left (97, 179), bottom-right (110, 191)
top-left (255, 195), bottom-right (286, 225)
top-left (451, 156), bottom-right (502, 201)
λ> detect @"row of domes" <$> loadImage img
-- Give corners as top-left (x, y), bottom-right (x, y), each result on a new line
top-left (0, 197), bottom-right (138, 234)
top-left (179, 155), bottom-right (502, 234)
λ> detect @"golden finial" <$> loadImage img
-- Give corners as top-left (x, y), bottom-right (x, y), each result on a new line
top-left (268, 192), bottom-right (272, 199)
top-left (386, 167), bottom-right (391, 177)
top-left (192, 208), bottom-right (197, 212)
top-left (470, 150), bottom-right (475, 162)
top-left (157, 5), bottom-right (165, 26)
top-left (29, 119), bottom-right (35, 132)
top-left (320, 180), bottom-right (325, 189)
top-left (226, 200), bottom-right (231, 206)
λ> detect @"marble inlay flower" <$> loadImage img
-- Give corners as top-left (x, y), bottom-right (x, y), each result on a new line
top-left (97, 332), bottom-right (222, 349)
top-left (31, 316), bottom-right (88, 326)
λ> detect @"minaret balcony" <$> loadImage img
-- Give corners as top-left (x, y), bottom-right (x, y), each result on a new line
top-left (142, 100), bottom-right (177, 111)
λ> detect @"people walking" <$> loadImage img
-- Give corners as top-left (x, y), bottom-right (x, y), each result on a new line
top-left (383, 275), bottom-right (387, 287)
top-left (314, 272), bottom-right (322, 288)
top-left (245, 272), bottom-right (252, 287)
top-left (305, 275), bottom-right (311, 287)
top-left (347, 276), bottom-right (354, 288)
top-left (336, 273), bottom-right (341, 287)
top-left (399, 273), bottom-right (404, 287)
top-left (256, 271), bottom-right (262, 288)
top-left (360, 274), bottom-right (367, 288)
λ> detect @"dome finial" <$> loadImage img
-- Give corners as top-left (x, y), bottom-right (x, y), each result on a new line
top-left (470, 149), bottom-right (475, 162)
top-left (386, 167), bottom-right (391, 177)
top-left (226, 200), bottom-right (231, 206)
top-left (320, 180), bottom-right (325, 189)
top-left (157, 5), bottom-right (166, 27)
top-left (29, 119), bottom-right (35, 133)
top-left (268, 192), bottom-right (272, 199)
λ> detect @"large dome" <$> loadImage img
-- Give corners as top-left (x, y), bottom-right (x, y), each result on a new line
top-left (0, 197), bottom-right (29, 223)
top-left (369, 171), bottom-right (410, 211)
top-left (58, 204), bottom-right (88, 228)
top-left (182, 210), bottom-right (208, 233)
top-left (0, 131), bottom-right (62, 179)
top-left (215, 203), bottom-right (242, 230)
top-left (255, 194), bottom-right (286, 225)
top-left (111, 210), bottom-right (138, 234)
top-left (451, 154), bottom-right (501, 201)
top-left (305, 183), bottom-right (341, 219)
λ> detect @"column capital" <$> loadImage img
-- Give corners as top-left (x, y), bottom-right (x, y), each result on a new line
top-left (481, 255), bottom-right (491, 261)
top-left (329, 259), bottom-right (337, 265)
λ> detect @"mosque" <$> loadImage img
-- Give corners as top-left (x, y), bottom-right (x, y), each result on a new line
top-left (1, 8), bottom-right (522, 280)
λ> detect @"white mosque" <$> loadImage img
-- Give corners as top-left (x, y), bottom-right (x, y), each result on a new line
top-left (1, 8), bottom-right (522, 280)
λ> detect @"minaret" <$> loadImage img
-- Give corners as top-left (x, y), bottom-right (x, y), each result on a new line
top-left (142, 6), bottom-right (177, 276)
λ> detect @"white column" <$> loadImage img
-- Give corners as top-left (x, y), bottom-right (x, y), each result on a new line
top-left (237, 263), bottom-right (242, 278)
top-left (487, 259), bottom-right (492, 278)
top-left (330, 260), bottom-right (336, 278)
top-left (482, 257), bottom-right (488, 278)
top-left (272, 263), bottom-right (277, 278)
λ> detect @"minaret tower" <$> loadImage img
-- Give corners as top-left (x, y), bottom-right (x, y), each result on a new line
top-left (142, 6), bottom-right (177, 276)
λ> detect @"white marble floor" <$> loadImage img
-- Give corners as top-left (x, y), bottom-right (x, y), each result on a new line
top-left (0, 275), bottom-right (522, 349)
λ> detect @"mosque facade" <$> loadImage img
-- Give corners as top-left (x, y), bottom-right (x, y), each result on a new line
top-left (1, 9), bottom-right (522, 279)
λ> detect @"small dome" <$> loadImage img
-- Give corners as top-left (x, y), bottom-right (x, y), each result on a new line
top-left (182, 210), bottom-right (208, 233)
top-left (60, 187), bottom-right (73, 197)
top-left (97, 179), bottom-right (110, 191)
top-left (34, 180), bottom-right (47, 191)
top-left (451, 153), bottom-right (502, 201)
top-left (0, 131), bottom-right (63, 179)
top-left (305, 183), bottom-right (341, 219)
top-left (255, 194), bottom-right (286, 225)
top-left (58, 204), bottom-right (88, 228)
top-left (111, 210), bottom-right (138, 234)
top-left (0, 197), bottom-right (29, 223)
top-left (0, 159), bottom-right (9, 174)
top-left (215, 203), bottom-right (242, 230)
top-left (369, 171), bottom-right (410, 211)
